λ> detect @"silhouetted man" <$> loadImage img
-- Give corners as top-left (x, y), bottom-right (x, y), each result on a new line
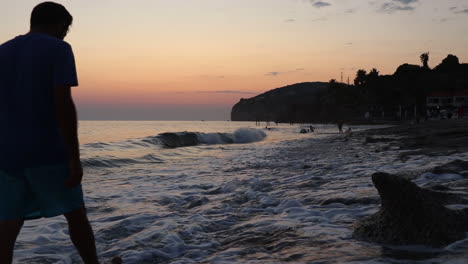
top-left (0, 2), bottom-right (99, 263)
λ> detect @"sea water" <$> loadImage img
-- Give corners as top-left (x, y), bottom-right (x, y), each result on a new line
top-left (13, 121), bottom-right (468, 264)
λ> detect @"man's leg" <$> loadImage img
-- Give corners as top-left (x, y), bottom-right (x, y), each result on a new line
top-left (64, 208), bottom-right (99, 264)
top-left (0, 219), bottom-right (24, 264)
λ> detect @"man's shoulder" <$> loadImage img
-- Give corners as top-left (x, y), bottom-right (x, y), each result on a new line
top-left (0, 36), bottom-right (20, 50)
top-left (4, 34), bottom-right (71, 50)
top-left (30, 33), bottom-right (71, 49)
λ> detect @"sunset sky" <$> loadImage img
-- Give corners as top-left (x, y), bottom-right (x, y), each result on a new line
top-left (2, 0), bottom-right (468, 120)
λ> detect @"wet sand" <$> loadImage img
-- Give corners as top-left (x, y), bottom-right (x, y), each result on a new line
top-left (359, 118), bottom-right (468, 160)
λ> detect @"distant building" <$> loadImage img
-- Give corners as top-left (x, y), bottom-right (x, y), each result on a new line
top-left (426, 89), bottom-right (468, 108)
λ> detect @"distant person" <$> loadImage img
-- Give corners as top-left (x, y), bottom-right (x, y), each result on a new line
top-left (364, 112), bottom-right (370, 120)
top-left (309, 125), bottom-right (315, 132)
top-left (337, 121), bottom-right (344, 132)
top-left (0, 2), bottom-right (100, 263)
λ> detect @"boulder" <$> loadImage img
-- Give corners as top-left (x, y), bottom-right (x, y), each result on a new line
top-left (353, 172), bottom-right (468, 247)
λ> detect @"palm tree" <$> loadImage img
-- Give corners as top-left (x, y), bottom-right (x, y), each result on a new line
top-left (354, 69), bottom-right (367, 87)
top-left (420, 52), bottom-right (429, 69)
top-left (368, 68), bottom-right (379, 79)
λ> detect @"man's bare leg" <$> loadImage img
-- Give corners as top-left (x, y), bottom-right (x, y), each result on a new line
top-left (64, 208), bottom-right (99, 264)
top-left (0, 219), bottom-right (24, 264)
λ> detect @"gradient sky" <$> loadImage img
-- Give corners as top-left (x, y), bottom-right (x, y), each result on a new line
top-left (2, 0), bottom-right (468, 120)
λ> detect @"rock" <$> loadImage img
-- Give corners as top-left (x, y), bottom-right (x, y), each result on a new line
top-left (353, 172), bottom-right (468, 247)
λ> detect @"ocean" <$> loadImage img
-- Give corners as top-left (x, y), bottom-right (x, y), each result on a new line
top-left (14, 121), bottom-right (468, 264)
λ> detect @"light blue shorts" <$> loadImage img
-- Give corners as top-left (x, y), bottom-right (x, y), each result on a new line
top-left (0, 164), bottom-right (84, 220)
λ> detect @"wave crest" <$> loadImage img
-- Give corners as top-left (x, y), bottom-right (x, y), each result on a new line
top-left (156, 128), bottom-right (266, 148)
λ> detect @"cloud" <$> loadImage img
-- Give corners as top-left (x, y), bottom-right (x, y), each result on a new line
top-left (449, 6), bottom-right (468, 14)
top-left (379, 0), bottom-right (418, 13)
top-left (308, 0), bottom-right (331, 9)
top-left (266, 68), bottom-right (305, 77)
top-left (196, 90), bottom-right (257, 95)
top-left (452, 8), bottom-right (468, 14)
top-left (266, 72), bottom-right (281, 77)
top-left (285, 19), bottom-right (296, 22)
top-left (394, 0), bottom-right (418, 4)
top-left (313, 1), bottom-right (331, 8)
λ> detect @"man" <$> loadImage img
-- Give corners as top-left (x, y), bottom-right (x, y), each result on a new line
top-left (0, 2), bottom-right (99, 263)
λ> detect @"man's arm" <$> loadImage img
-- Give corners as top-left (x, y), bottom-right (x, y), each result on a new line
top-left (55, 85), bottom-right (82, 188)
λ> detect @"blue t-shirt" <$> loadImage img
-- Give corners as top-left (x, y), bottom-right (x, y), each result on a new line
top-left (0, 33), bottom-right (78, 168)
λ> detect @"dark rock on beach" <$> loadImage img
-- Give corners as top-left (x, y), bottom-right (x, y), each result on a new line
top-left (353, 172), bottom-right (468, 247)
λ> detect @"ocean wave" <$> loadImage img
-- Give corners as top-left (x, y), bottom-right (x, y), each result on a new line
top-left (82, 154), bottom-right (164, 168)
top-left (154, 128), bottom-right (266, 148)
top-left (83, 128), bottom-right (267, 152)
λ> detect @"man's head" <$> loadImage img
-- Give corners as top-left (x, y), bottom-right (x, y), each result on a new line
top-left (30, 2), bottom-right (73, 40)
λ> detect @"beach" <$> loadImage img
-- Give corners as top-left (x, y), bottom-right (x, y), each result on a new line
top-left (362, 118), bottom-right (468, 161)
top-left (13, 120), bottom-right (468, 264)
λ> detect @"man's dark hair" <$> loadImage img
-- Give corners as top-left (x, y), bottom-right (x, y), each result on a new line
top-left (30, 2), bottom-right (73, 27)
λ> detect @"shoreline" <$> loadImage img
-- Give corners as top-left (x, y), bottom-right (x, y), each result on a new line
top-left (356, 118), bottom-right (468, 158)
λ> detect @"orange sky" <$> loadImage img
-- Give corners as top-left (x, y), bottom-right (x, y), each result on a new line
top-left (2, 0), bottom-right (468, 119)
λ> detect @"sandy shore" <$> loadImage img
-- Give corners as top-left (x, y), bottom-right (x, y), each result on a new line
top-left (358, 118), bottom-right (468, 160)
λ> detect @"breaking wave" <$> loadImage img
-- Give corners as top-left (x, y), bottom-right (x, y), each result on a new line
top-left (148, 128), bottom-right (267, 148)
top-left (81, 128), bottom-right (267, 168)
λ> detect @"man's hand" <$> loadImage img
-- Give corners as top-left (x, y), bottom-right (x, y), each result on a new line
top-left (65, 159), bottom-right (83, 188)
top-left (56, 85), bottom-right (82, 189)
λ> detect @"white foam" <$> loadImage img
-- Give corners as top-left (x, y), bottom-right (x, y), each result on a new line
top-left (15, 122), bottom-right (468, 264)
top-left (232, 128), bottom-right (267, 143)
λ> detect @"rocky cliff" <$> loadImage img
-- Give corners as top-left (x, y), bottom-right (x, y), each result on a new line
top-left (231, 82), bottom-right (328, 122)
top-left (231, 55), bottom-right (468, 123)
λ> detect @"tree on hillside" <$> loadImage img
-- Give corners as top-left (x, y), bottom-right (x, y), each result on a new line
top-left (420, 52), bottom-right (430, 69)
top-left (368, 68), bottom-right (379, 80)
top-left (354, 69), bottom-right (367, 86)
top-left (435, 54), bottom-right (460, 72)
